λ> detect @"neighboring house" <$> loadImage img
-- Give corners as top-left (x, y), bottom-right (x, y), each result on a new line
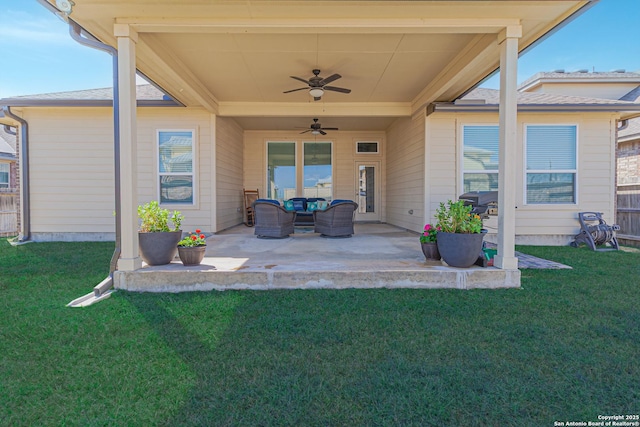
top-left (4, 0), bottom-right (640, 275)
top-left (617, 117), bottom-right (640, 244)
top-left (0, 123), bottom-right (18, 236)
top-left (618, 117), bottom-right (640, 186)
top-left (0, 124), bottom-right (17, 189)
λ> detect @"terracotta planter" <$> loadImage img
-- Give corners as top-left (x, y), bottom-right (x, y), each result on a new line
top-left (421, 242), bottom-right (441, 260)
top-left (436, 231), bottom-right (484, 268)
top-left (177, 245), bottom-right (206, 266)
top-left (138, 231), bottom-right (182, 266)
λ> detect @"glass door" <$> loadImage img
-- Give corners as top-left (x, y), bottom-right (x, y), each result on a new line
top-left (267, 142), bottom-right (296, 202)
top-left (355, 162), bottom-right (380, 221)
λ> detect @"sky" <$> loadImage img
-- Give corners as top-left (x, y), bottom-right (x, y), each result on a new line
top-left (0, 0), bottom-right (639, 99)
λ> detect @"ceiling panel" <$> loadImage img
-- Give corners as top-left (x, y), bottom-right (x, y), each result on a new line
top-left (318, 34), bottom-right (404, 52)
top-left (64, 0), bottom-right (592, 129)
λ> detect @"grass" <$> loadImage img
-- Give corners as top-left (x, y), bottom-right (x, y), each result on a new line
top-left (0, 240), bottom-right (638, 426)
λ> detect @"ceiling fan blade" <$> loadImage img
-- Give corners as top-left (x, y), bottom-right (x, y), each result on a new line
top-left (319, 130), bottom-right (327, 135)
top-left (283, 87), bottom-right (308, 94)
top-left (324, 86), bottom-right (351, 94)
top-left (322, 127), bottom-right (339, 131)
top-left (313, 96), bottom-right (322, 101)
top-left (320, 73), bottom-right (341, 85)
top-left (289, 76), bottom-right (310, 85)
top-left (299, 129), bottom-right (311, 134)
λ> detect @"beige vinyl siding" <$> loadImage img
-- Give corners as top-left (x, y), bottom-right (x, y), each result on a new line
top-left (427, 111), bottom-right (618, 244)
top-left (517, 114), bottom-right (616, 240)
top-left (137, 108), bottom-right (213, 230)
top-left (24, 107), bottom-right (215, 240)
top-left (243, 130), bottom-right (385, 209)
top-left (216, 116), bottom-right (244, 231)
top-left (386, 116), bottom-right (424, 232)
top-left (24, 108), bottom-right (115, 239)
top-left (425, 114), bottom-right (457, 221)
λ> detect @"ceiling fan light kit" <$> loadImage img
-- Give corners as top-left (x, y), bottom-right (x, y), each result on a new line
top-left (309, 88), bottom-right (325, 98)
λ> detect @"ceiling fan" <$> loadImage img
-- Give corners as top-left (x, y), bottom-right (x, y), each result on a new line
top-left (284, 69), bottom-right (351, 101)
top-left (299, 118), bottom-right (338, 135)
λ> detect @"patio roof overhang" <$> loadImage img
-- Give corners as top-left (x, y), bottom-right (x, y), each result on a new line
top-left (42, 0), bottom-right (595, 131)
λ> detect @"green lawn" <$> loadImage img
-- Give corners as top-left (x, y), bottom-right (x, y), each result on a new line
top-left (1, 240), bottom-right (638, 426)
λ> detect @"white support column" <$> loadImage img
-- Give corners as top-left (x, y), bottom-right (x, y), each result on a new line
top-left (210, 113), bottom-right (218, 232)
top-left (494, 25), bottom-right (521, 270)
top-left (114, 24), bottom-right (141, 272)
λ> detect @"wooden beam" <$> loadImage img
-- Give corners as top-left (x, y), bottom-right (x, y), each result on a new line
top-left (217, 102), bottom-right (411, 117)
top-left (116, 18), bottom-right (521, 35)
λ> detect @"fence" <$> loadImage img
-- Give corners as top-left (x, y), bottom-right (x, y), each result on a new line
top-left (616, 184), bottom-right (640, 246)
top-left (0, 190), bottom-right (18, 237)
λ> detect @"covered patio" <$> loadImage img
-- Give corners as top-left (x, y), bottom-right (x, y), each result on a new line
top-left (114, 224), bottom-right (554, 292)
top-left (28, 0), bottom-right (593, 297)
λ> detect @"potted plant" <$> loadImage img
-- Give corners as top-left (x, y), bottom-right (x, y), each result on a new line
top-left (137, 200), bottom-right (184, 265)
top-left (177, 229), bottom-right (207, 266)
top-left (420, 223), bottom-right (441, 260)
top-left (435, 199), bottom-right (484, 268)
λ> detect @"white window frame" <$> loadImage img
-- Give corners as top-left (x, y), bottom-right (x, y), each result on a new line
top-left (303, 140), bottom-right (334, 201)
top-left (355, 141), bottom-right (380, 155)
top-left (266, 141), bottom-right (297, 202)
top-left (460, 124), bottom-right (499, 194)
top-left (0, 163), bottom-right (9, 188)
top-left (156, 129), bottom-right (197, 207)
top-left (523, 124), bottom-right (578, 205)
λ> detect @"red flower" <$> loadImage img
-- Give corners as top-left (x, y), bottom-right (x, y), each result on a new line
top-left (191, 235), bottom-right (197, 240)
top-left (196, 229), bottom-right (201, 233)
top-left (199, 234), bottom-right (205, 239)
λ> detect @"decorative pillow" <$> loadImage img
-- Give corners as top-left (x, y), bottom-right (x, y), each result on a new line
top-left (283, 200), bottom-right (295, 211)
top-left (256, 198), bottom-right (280, 205)
top-left (292, 200), bottom-right (305, 211)
top-left (306, 201), bottom-right (319, 212)
top-left (317, 200), bottom-right (328, 211)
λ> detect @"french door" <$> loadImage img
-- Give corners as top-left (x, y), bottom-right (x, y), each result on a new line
top-left (355, 161), bottom-right (380, 222)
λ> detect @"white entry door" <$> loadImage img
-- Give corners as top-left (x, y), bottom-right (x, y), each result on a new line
top-left (355, 162), bottom-right (380, 222)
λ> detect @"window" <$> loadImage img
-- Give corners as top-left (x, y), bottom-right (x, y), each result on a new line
top-left (267, 142), bottom-right (296, 202)
top-left (303, 142), bottom-right (332, 200)
top-left (356, 141), bottom-right (379, 154)
top-left (525, 125), bottom-right (577, 204)
top-left (158, 130), bottom-right (195, 205)
top-left (266, 141), bottom-right (333, 202)
top-left (462, 125), bottom-right (499, 192)
top-left (0, 163), bottom-right (9, 188)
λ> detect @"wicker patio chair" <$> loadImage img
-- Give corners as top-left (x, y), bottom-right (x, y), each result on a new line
top-left (252, 200), bottom-right (296, 238)
top-left (313, 201), bottom-right (358, 237)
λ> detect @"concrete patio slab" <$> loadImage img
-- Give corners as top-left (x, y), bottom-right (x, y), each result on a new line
top-left (114, 224), bottom-right (522, 292)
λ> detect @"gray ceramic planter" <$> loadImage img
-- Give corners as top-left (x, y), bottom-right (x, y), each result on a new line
top-left (177, 246), bottom-right (207, 266)
top-left (436, 231), bottom-right (484, 268)
top-left (138, 231), bottom-right (182, 266)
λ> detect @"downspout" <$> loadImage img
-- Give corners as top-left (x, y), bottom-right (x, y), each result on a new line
top-left (2, 106), bottom-right (30, 243)
top-left (68, 21), bottom-right (122, 300)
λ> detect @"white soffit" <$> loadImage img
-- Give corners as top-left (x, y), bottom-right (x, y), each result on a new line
top-left (51, 0), bottom-right (591, 121)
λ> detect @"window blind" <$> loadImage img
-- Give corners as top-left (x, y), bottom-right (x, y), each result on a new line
top-left (526, 125), bottom-right (576, 171)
